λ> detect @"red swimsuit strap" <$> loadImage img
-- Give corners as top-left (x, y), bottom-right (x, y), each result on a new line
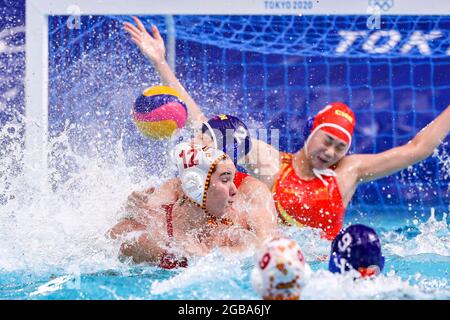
top-left (280, 152), bottom-right (293, 164)
top-left (161, 204), bottom-right (175, 238)
top-left (158, 203), bottom-right (189, 269)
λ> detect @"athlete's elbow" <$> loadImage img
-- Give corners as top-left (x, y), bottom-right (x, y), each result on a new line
top-left (408, 138), bottom-right (434, 162)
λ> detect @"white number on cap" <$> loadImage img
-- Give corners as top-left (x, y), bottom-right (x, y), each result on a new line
top-left (338, 232), bottom-right (352, 252)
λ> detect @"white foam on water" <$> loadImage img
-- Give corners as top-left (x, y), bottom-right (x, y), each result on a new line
top-left (0, 118), bottom-right (168, 276)
top-left (383, 208), bottom-right (449, 257)
top-left (280, 225), bottom-right (331, 262)
top-left (301, 269), bottom-right (446, 300)
top-left (150, 248), bottom-right (254, 296)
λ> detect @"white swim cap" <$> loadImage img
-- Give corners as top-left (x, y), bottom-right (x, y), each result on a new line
top-left (251, 237), bottom-right (311, 300)
top-left (172, 142), bottom-right (228, 209)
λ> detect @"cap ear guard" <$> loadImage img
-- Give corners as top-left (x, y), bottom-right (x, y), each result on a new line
top-left (172, 142), bottom-right (228, 208)
top-left (328, 251), bottom-right (385, 275)
top-left (180, 168), bottom-right (206, 206)
top-left (201, 121), bottom-right (218, 149)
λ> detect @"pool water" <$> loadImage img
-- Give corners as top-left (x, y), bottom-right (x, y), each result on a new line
top-left (0, 114), bottom-right (449, 300)
top-left (0, 207), bottom-right (448, 300)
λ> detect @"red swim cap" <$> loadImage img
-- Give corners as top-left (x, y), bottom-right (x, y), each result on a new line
top-left (311, 102), bottom-right (355, 146)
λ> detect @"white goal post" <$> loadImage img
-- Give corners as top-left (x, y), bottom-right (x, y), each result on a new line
top-left (24, 0), bottom-right (450, 192)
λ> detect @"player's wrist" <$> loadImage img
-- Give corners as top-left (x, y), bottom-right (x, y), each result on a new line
top-left (152, 57), bottom-right (169, 69)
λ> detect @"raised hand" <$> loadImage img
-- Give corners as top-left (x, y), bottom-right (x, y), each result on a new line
top-left (123, 16), bottom-right (208, 123)
top-left (123, 16), bottom-right (166, 66)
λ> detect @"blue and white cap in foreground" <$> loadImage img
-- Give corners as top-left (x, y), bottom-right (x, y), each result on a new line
top-left (329, 224), bottom-right (385, 278)
top-left (172, 142), bottom-right (228, 209)
top-left (251, 237), bottom-right (311, 300)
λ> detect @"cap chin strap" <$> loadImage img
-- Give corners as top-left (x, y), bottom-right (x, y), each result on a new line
top-left (304, 123), bottom-right (352, 187)
top-left (201, 121), bottom-right (218, 149)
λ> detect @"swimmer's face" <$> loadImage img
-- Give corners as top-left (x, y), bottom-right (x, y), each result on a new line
top-left (205, 158), bottom-right (237, 217)
top-left (306, 129), bottom-right (348, 169)
top-left (192, 132), bottom-right (215, 148)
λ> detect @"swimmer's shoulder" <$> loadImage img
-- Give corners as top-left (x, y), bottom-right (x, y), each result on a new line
top-left (333, 155), bottom-right (365, 203)
top-left (279, 152), bottom-right (294, 164)
top-left (237, 174), bottom-right (271, 194)
top-left (334, 154), bottom-right (364, 176)
top-left (268, 152), bottom-right (294, 187)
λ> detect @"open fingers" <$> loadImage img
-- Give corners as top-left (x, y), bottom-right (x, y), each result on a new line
top-left (132, 16), bottom-right (149, 35)
top-left (123, 22), bottom-right (140, 34)
top-left (135, 191), bottom-right (149, 200)
top-left (128, 191), bottom-right (149, 204)
top-left (130, 36), bottom-right (142, 47)
top-left (123, 23), bottom-right (142, 39)
top-left (151, 25), bottom-right (162, 41)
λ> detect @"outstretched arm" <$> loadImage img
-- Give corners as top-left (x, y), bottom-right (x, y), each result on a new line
top-left (349, 104), bottom-right (450, 183)
top-left (123, 16), bottom-right (207, 124)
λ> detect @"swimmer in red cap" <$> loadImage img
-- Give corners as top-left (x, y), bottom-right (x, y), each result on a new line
top-left (271, 102), bottom-right (356, 239)
top-left (255, 100), bottom-right (449, 240)
top-left (124, 17), bottom-right (450, 241)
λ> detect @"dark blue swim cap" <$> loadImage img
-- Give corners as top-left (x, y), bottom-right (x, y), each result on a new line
top-left (329, 224), bottom-right (385, 276)
top-left (201, 114), bottom-right (252, 165)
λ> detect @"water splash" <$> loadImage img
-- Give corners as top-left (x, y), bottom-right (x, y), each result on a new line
top-left (1, 16), bottom-right (449, 299)
top-left (0, 124), bottom-right (149, 275)
top-left (150, 248), bottom-right (256, 299)
top-left (434, 142), bottom-right (450, 181)
top-left (301, 269), bottom-right (448, 299)
top-left (280, 225), bottom-right (331, 262)
top-left (383, 208), bottom-right (449, 257)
